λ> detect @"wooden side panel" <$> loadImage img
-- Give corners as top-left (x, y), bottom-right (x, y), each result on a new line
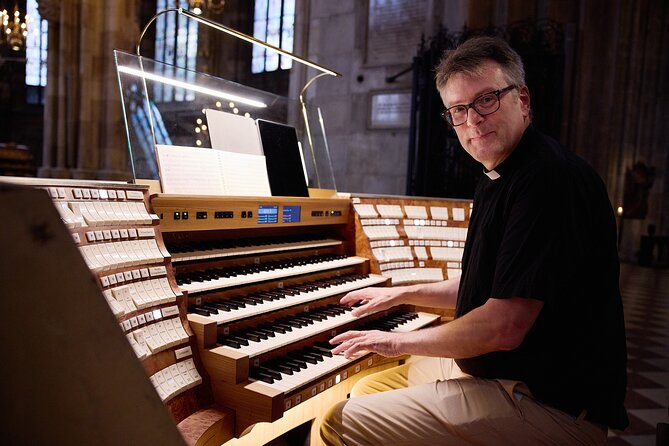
top-left (0, 184), bottom-right (186, 445)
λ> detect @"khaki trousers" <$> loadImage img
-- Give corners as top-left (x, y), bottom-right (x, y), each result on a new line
top-left (320, 357), bottom-right (607, 446)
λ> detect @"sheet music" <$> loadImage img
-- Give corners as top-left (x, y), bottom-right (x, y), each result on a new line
top-left (217, 150), bottom-right (272, 196)
top-left (156, 145), bottom-right (271, 197)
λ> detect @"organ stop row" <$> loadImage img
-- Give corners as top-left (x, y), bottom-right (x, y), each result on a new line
top-left (2, 177), bottom-right (470, 445)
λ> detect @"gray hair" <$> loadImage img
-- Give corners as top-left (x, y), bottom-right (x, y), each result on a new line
top-left (434, 36), bottom-right (526, 90)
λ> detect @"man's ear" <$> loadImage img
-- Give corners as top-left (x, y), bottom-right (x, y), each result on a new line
top-left (518, 85), bottom-right (531, 118)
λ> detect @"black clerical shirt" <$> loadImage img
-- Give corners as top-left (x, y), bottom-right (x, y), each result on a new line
top-left (454, 125), bottom-right (628, 429)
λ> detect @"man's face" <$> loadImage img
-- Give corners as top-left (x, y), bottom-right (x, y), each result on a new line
top-left (439, 60), bottom-right (530, 170)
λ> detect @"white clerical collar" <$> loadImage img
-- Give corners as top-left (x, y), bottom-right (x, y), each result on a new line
top-left (484, 169), bottom-right (501, 180)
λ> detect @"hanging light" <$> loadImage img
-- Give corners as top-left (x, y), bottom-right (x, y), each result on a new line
top-left (190, 0), bottom-right (203, 15)
top-left (0, 5), bottom-right (29, 52)
top-left (188, 0), bottom-right (225, 16)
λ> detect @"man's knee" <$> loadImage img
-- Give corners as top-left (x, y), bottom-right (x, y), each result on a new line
top-left (350, 373), bottom-right (381, 397)
top-left (320, 399), bottom-right (347, 446)
top-left (350, 363), bottom-right (411, 397)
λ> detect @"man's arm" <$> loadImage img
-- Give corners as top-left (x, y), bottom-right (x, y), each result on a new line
top-left (331, 296), bottom-right (543, 359)
top-left (340, 278), bottom-right (460, 317)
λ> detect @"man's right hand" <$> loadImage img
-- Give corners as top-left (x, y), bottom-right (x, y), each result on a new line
top-left (340, 287), bottom-right (401, 317)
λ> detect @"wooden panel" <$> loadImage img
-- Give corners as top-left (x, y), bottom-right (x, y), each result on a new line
top-left (0, 184), bottom-right (185, 445)
top-left (151, 194), bottom-right (351, 232)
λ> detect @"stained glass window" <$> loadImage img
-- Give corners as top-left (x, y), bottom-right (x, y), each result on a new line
top-left (252, 0), bottom-right (295, 73)
top-left (25, 0), bottom-right (47, 88)
top-left (153, 0), bottom-right (198, 102)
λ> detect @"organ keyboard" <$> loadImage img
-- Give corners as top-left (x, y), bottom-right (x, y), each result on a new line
top-left (176, 253), bottom-right (368, 294)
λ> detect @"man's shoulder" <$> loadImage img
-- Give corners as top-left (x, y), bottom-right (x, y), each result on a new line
top-left (522, 127), bottom-right (602, 181)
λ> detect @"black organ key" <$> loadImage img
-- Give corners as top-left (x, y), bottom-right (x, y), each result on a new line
top-left (310, 346), bottom-right (334, 357)
top-left (286, 354), bottom-right (310, 367)
top-left (258, 366), bottom-right (283, 380)
top-left (200, 303), bottom-right (220, 313)
top-left (249, 368), bottom-right (274, 384)
top-left (228, 335), bottom-right (249, 346)
top-left (273, 322), bottom-right (293, 332)
top-left (247, 330), bottom-right (269, 340)
top-left (239, 332), bottom-right (261, 343)
top-left (210, 302), bottom-right (232, 312)
top-left (190, 306), bottom-right (211, 316)
top-left (279, 360), bottom-right (302, 373)
top-left (304, 346), bottom-right (330, 358)
top-left (218, 337), bottom-right (241, 349)
top-left (259, 323), bottom-right (284, 334)
top-left (271, 362), bottom-right (295, 375)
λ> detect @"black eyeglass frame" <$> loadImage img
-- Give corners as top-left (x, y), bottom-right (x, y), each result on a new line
top-left (440, 85), bottom-right (517, 127)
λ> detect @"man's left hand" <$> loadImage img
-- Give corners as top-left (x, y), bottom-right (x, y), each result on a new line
top-left (330, 330), bottom-right (402, 358)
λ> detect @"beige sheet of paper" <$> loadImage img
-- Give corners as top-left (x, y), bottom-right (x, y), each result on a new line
top-left (205, 109), bottom-right (264, 155)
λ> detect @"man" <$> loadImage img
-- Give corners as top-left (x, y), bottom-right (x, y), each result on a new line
top-left (320, 36), bottom-right (628, 445)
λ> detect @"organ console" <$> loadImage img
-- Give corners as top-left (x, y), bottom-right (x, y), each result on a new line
top-left (2, 176), bottom-right (471, 445)
top-left (150, 193), bottom-right (442, 440)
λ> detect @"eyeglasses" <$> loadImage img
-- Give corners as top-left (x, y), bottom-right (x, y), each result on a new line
top-left (440, 85), bottom-right (517, 127)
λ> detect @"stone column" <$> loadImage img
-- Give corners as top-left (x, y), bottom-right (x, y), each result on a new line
top-left (38, 0), bottom-right (136, 180)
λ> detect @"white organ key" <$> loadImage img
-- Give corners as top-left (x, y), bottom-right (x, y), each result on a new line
top-left (223, 310), bottom-right (357, 358)
top-left (260, 354), bottom-right (351, 393)
top-left (188, 274), bottom-right (387, 325)
top-left (180, 256), bottom-right (367, 295)
top-left (251, 312), bottom-right (440, 394)
top-left (170, 239), bottom-right (342, 263)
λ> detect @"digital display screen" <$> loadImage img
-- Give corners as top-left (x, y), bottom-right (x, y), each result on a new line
top-left (258, 205), bottom-right (279, 224)
top-left (282, 205), bottom-right (301, 223)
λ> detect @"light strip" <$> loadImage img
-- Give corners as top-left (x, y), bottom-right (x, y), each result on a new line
top-left (117, 65), bottom-right (268, 108)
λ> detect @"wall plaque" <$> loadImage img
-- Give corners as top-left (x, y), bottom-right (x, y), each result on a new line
top-left (366, 0), bottom-right (430, 66)
top-left (369, 91), bottom-right (411, 129)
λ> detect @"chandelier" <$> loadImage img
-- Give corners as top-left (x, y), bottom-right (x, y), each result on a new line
top-left (1, 5), bottom-right (29, 52)
top-left (189, 0), bottom-right (225, 16)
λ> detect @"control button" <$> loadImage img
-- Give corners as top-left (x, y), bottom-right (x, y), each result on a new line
top-left (174, 212), bottom-right (181, 220)
top-left (241, 211), bottom-right (247, 218)
top-left (196, 211), bottom-right (207, 219)
top-left (182, 212), bottom-right (189, 220)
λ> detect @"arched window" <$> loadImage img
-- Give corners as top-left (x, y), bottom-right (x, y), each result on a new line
top-left (154, 0), bottom-right (198, 102)
top-left (25, 0), bottom-right (48, 103)
top-left (252, 0), bottom-right (295, 73)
